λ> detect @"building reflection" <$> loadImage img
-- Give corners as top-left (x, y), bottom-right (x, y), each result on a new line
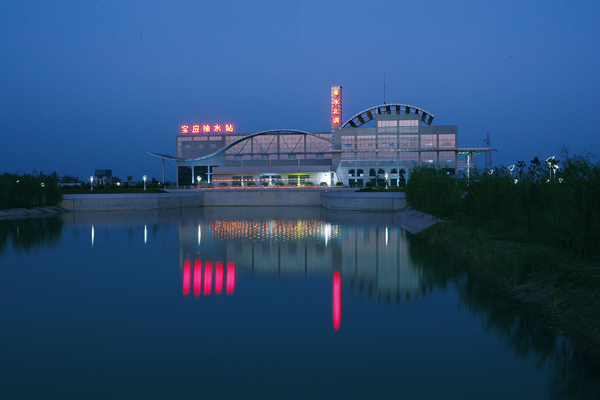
top-left (177, 213), bottom-right (422, 329)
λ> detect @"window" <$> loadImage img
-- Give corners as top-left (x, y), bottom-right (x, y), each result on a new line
top-left (184, 144), bottom-right (191, 149)
top-left (439, 134), bottom-right (456, 148)
top-left (197, 144), bottom-right (204, 149)
top-left (398, 120), bottom-right (419, 133)
top-left (261, 154), bottom-right (269, 160)
top-left (348, 169), bottom-right (355, 177)
top-left (357, 169), bottom-right (364, 177)
top-left (369, 169), bottom-right (376, 177)
top-left (421, 135), bottom-right (437, 148)
top-left (288, 154), bottom-right (297, 160)
top-left (210, 144), bottom-right (217, 149)
top-left (315, 154), bottom-right (324, 159)
top-left (234, 155), bottom-right (242, 161)
top-left (377, 120), bottom-right (398, 133)
top-left (378, 169), bottom-right (385, 175)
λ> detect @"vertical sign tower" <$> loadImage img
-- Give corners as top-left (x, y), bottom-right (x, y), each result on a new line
top-left (331, 85), bottom-right (342, 133)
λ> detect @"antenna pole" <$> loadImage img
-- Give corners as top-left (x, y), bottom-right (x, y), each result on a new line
top-left (383, 73), bottom-right (386, 104)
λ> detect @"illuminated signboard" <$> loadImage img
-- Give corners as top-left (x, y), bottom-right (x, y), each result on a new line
top-left (181, 124), bottom-right (234, 134)
top-left (331, 85), bottom-right (342, 132)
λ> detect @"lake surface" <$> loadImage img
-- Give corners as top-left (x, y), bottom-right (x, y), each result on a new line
top-left (0, 207), bottom-right (598, 399)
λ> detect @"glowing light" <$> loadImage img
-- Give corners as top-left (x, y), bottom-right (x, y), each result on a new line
top-left (215, 262), bottom-right (223, 294)
top-left (204, 261), bottom-right (213, 295)
top-left (202, 124), bottom-right (211, 133)
top-left (332, 98), bottom-right (340, 106)
top-left (226, 262), bottom-right (235, 294)
top-left (332, 117), bottom-right (340, 124)
top-left (333, 271), bottom-right (341, 330)
top-left (332, 108), bottom-right (340, 115)
top-left (385, 227), bottom-right (388, 246)
top-left (193, 260), bottom-right (202, 296)
top-left (213, 124), bottom-right (222, 132)
top-left (183, 260), bottom-right (191, 296)
top-left (225, 124), bottom-right (234, 132)
top-left (144, 224), bottom-right (147, 244)
top-left (181, 125), bottom-right (189, 134)
top-left (91, 225), bottom-right (94, 247)
top-left (192, 125), bottom-right (200, 133)
top-left (197, 224), bottom-right (202, 246)
top-left (331, 85), bottom-right (342, 131)
top-left (333, 89), bottom-right (340, 96)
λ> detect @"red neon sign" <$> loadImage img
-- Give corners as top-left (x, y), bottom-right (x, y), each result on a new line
top-left (181, 123), bottom-right (235, 134)
top-left (331, 86), bottom-right (342, 131)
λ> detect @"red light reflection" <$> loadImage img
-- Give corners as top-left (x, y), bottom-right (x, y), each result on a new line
top-left (226, 262), bottom-right (235, 294)
top-left (204, 262), bottom-right (213, 295)
top-left (333, 271), bottom-right (341, 329)
top-left (183, 259), bottom-right (191, 296)
top-left (215, 262), bottom-right (223, 294)
top-left (193, 260), bottom-right (202, 297)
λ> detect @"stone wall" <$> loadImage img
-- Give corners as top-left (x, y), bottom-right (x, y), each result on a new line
top-left (60, 190), bottom-right (407, 212)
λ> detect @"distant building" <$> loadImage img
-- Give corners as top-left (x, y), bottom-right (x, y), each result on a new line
top-left (94, 169), bottom-right (112, 186)
top-left (149, 88), bottom-right (492, 187)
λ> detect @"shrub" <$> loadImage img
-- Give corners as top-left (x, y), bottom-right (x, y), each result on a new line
top-left (335, 182), bottom-right (343, 187)
top-left (246, 181), bottom-right (256, 186)
top-left (219, 182), bottom-right (229, 187)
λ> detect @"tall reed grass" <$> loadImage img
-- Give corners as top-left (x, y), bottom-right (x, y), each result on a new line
top-left (406, 150), bottom-right (600, 261)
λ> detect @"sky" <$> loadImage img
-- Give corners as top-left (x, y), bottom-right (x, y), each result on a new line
top-left (1, 0), bottom-right (598, 182)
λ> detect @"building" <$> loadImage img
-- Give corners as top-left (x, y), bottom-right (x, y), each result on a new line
top-left (150, 87), bottom-right (492, 187)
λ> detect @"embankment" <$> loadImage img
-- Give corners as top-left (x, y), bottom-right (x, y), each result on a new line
top-left (415, 219), bottom-right (600, 360)
top-left (59, 189), bottom-right (408, 212)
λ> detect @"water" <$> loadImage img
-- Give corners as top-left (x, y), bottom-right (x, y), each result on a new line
top-left (0, 207), bottom-right (598, 399)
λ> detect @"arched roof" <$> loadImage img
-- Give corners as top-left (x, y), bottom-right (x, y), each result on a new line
top-left (149, 129), bottom-right (332, 162)
top-left (341, 103), bottom-right (435, 128)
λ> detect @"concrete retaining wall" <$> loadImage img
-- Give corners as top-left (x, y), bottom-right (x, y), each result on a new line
top-left (321, 192), bottom-right (407, 212)
top-left (203, 189), bottom-right (322, 207)
top-left (61, 193), bottom-right (203, 211)
top-left (60, 189), bottom-right (406, 212)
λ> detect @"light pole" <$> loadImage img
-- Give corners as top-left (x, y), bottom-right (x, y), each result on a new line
top-left (90, 176), bottom-right (94, 191)
top-left (143, 175), bottom-right (147, 191)
top-left (197, 175), bottom-right (201, 189)
top-left (385, 173), bottom-right (388, 189)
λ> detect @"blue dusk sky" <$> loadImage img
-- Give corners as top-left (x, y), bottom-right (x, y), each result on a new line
top-left (1, 0), bottom-right (598, 182)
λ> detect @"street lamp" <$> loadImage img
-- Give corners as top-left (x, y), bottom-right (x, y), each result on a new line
top-left (197, 175), bottom-right (201, 189)
top-left (143, 175), bottom-right (147, 191)
top-left (385, 173), bottom-right (388, 189)
top-left (90, 176), bottom-right (94, 191)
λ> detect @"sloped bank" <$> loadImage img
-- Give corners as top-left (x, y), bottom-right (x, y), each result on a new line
top-left (398, 214), bottom-right (600, 362)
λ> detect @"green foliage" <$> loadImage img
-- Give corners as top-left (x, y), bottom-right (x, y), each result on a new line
top-left (219, 182), bottom-right (229, 187)
top-left (0, 171), bottom-right (62, 209)
top-left (365, 181), bottom-right (374, 188)
top-left (405, 165), bottom-right (464, 217)
top-left (407, 152), bottom-right (600, 261)
top-left (335, 182), bottom-right (343, 187)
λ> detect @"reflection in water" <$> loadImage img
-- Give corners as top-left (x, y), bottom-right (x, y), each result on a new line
top-left (3, 208), bottom-right (596, 397)
top-left (182, 257), bottom-right (235, 297)
top-left (333, 271), bottom-right (341, 330)
top-left (0, 216), bottom-right (63, 258)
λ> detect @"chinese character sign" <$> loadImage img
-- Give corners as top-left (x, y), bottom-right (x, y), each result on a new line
top-left (331, 85), bottom-right (342, 131)
top-left (181, 123), bottom-right (235, 134)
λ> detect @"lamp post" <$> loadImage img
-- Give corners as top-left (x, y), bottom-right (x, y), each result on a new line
top-left (143, 175), bottom-right (147, 191)
top-left (90, 176), bottom-right (94, 191)
top-left (197, 175), bottom-right (201, 190)
top-left (385, 173), bottom-right (388, 189)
